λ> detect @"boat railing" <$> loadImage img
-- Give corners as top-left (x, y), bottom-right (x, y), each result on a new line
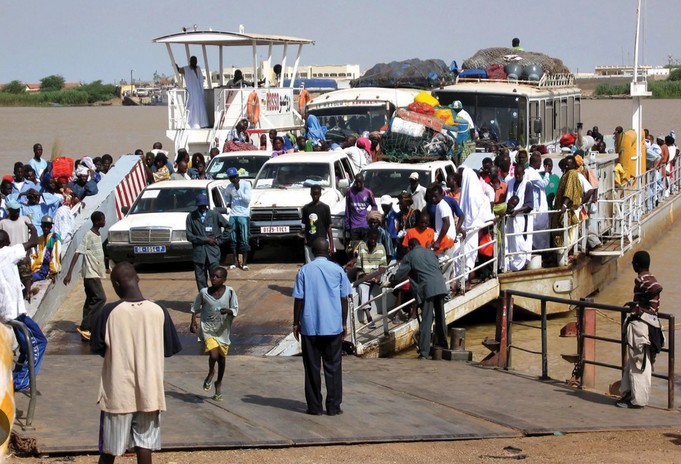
top-left (590, 185), bottom-right (641, 255)
top-left (167, 88), bottom-right (188, 130)
top-left (499, 289), bottom-right (675, 410)
top-left (348, 220), bottom-right (497, 345)
top-left (501, 209), bottom-right (585, 270)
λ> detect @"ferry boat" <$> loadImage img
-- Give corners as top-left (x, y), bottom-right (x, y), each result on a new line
top-left (153, 28), bottom-right (314, 155)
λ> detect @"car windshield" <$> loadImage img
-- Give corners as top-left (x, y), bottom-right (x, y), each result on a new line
top-left (254, 162), bottom-right (331, 189)
top-left (130, 187), bottom-right (207, 214)
top-left (208, 155), bottom-right (268, 179)
top-left (362, 169), bottom-right (431, 197)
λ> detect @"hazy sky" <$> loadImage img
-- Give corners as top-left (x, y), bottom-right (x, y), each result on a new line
top-left (3, 0), bottom-right (679, 84)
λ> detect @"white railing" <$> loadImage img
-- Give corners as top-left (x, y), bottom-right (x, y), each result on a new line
top-left (348, 221), bottom-right (497, 343)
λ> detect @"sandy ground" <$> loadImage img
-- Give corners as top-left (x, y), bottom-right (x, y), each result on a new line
top-left (6, 429), bottom-right (681, 463)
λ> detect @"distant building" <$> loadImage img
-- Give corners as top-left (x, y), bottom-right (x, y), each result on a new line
top-left (206, 63), bottom-right (361, 88)
top-left (594, 65), bottom-right (670, 79)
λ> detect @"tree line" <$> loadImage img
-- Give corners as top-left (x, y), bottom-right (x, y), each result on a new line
top-left (0, 74), bottom-right (117, 106)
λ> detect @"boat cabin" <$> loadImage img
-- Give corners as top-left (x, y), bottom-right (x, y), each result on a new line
top-left (153, 29), bottom-right (314, 155)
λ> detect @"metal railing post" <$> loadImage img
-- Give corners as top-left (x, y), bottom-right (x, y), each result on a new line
top-left (667, 314), bottom-right (675, 410)
top-left (505, 292), bottom-right (514, 371)
top-left (381, 288), bottom-right (389, 335)
top-left (540, 300), bottom-right (548, 380)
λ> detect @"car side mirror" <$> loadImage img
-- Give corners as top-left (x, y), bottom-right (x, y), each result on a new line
top-left (338, 178), bottom-right (349, 193)
top-left (121, 206), bottom-right (130, 215)
top-left (533, 118), bottom-right (543, 134)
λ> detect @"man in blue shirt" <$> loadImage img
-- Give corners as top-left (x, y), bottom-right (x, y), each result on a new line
top-left (293, 238), bottom-right (351, 416)
top-left (224, 167), bottom-right (252, 270)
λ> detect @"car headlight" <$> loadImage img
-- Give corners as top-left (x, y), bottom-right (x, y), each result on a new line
top-left (108, 231), bottom-right (128, 243)
top-left (171, 230), bottom-right (188, 242)
top-left (331, 215), bottom-right (345, 230)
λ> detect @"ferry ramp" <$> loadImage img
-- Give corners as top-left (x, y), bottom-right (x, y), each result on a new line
top-left (12, 355), bottom-right (680, 454)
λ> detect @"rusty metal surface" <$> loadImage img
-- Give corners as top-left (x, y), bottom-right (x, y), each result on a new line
top-left (13, 355), bottom-right (681, 453)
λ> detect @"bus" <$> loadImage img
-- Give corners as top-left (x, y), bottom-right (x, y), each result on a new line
top-left (433, 74), bottom-right (581, 151)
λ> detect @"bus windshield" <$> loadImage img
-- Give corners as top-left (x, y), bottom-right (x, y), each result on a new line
top-left (435, 92), bottom-right (527, 147)
top-left (308, 106), bottom-right (392, 142)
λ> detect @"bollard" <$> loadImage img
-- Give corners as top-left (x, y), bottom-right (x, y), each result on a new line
top-left (431, 346), bottom-right (443, 360)
top-left (449, 328), bottom-right (466, 351)
top-left (443, 327), bottom-right (472, 362)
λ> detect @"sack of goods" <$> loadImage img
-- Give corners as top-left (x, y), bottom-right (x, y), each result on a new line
top-left (389, 117), bottom-right (426, 138)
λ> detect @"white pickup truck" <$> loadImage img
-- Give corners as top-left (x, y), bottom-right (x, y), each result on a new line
top-left (360, 160), bottom-right (458, 202)
top-left (249, 151), bottom-right (357, 252)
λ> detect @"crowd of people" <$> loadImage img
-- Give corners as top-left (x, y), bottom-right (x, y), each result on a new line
top-left (0, 143), bottom-right (107, 298)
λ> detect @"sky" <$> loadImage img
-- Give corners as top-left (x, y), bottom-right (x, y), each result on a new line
top-left (2, 0), bottom-right (680, 85)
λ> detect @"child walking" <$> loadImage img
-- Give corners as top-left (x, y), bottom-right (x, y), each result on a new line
top-left (189, 266), bottom-right (238, 401)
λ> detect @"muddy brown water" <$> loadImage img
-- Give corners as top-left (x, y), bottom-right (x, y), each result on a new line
top-left (1, 101), bottom-right (679, 400)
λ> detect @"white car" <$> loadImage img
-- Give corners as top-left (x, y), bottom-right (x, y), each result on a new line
top-left (360, 160), bottom-right (458, 202)
top-left (107, 179), bottom-right (229, 264)
top-left (249, 151), bottom-right (356, 251)
top-left (206, 150), bottom-right (271, 183)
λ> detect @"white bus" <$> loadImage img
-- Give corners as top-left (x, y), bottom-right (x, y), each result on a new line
top-left (433, 74), bottom-right (581, 151)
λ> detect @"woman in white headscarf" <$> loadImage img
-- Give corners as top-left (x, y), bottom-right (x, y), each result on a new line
top-left (459, 167), bottom-right (495, 285)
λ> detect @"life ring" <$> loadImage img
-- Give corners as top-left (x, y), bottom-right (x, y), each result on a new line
top-left (298, 89), bottom-right (312, 115)
top-left (247, 91), bottom-right (260, 126)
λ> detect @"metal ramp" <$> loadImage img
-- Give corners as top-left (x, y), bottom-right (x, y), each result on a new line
top-left (354, 278), bottom-right (499, 357)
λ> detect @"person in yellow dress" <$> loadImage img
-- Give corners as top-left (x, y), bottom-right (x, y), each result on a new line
top-left (30, 215), bottom-right (61, 282)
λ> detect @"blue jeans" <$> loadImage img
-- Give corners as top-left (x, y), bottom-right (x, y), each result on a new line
top-left (229, 216), bottom-right (251, 253)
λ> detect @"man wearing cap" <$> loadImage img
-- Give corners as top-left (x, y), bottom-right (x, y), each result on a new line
top-left (68, 165), bottom-right (98, 200)
top-left (407, 172), bottom-right (427, 212)
top-left (186, 193), bottom-right (231, 290)
top-left (224, 167), bottom-right (252, 270)
top-left (0, 200), bottom-right (38, 299)
top-left (30, 216), bottom-right (61, 282)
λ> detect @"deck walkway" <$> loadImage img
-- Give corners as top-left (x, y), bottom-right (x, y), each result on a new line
top-left (13, 355), bottom-right (680, 454)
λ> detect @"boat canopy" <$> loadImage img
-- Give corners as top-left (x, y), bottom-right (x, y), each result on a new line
top-left (152, 30), bottom-right (313, 47)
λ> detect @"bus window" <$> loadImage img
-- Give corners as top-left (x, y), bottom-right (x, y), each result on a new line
top-left (545, 100), bottom-right (554, 143)
top-left (529, 100), bottom-right (539, 144)
top-left (574, 97), bottom-right (581, 127)
top-left (567, 96), bottom-right (574, 132)
top-left (560, 98), bottom-right (568, 133)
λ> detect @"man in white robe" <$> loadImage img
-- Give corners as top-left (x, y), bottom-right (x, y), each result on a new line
top-left (526, 152), bottom-right (550, 250)
top-left (459, 168), bottom-right (494, 282)
top-left (505, 164), bottom-right (534, 271)
top-left (177, 56), bottom-right (209, 129)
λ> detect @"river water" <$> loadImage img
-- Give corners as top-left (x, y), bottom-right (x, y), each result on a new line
top-left (1, 100), bottom-right (679, 400)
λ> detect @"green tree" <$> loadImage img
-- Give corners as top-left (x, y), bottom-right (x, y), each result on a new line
top-left (40, 74), bottom-right (65, 92)
top-left (668, 67), bottom-right (681, 81)
top-left (1, 80), bottom-right (26, 94)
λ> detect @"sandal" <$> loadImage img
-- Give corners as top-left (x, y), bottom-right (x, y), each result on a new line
top-left (203, 379), bottom-right (212, 391)
top-left (212, 393), bottom-right (223, 401)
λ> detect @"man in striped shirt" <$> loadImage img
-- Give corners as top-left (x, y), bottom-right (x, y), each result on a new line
top-left (618, 251), bottom-right (663, 409)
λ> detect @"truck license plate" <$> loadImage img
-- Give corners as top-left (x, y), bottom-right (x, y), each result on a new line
top-left (261, 226), bottom-right (289, 233)
top-left (134, 245), bottom-right (166, 254)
